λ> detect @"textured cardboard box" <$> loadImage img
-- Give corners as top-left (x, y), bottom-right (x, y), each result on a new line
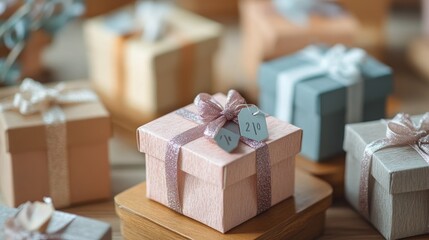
top-left (137, 93), bottom-right (302, 233)
top-left (344, 115), bottom-right (429, 239)
top-left (258, 46), bottom-right (393, 161)
top-left (0, 81), bottom-right (112, 209)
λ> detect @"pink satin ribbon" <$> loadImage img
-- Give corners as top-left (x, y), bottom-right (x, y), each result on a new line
top-left (166, 90), bottom-right (272, 214)
top-left (359, 113), bottom-right (429, 218)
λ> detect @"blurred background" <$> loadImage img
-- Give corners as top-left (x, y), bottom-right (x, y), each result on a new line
top-left (1, 0), bottom-right (428, 113)
top-left (1, 1), bottom-right (429, 238)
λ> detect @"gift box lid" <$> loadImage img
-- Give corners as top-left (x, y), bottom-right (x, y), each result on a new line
top-left (0, 81), bottom-right (111, 154)
top-left (0, 205), bottom-right (112, 240)
top-left (259, 46), bottom-right (393, 116)
top-left (344, 115), bottom-right (429, 194)
top-left (86, 6), bottom-right (222, 57)
top-left (137, 93), bottom-right (302, 190)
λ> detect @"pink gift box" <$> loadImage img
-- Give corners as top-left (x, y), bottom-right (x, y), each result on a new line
top-left (137, 92), bottom-right (302, 233)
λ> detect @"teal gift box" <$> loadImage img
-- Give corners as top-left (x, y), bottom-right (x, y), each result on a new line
top-left (258, 45), bottom-right (393, 162)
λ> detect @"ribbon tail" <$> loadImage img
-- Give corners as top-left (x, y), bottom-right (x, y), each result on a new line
top-left (359, 139), bottom-right (391, 219)
top-left (411, 143), bottom-right (429, 165)
top-left (165, 125), bottom-right (206, 213)
top-left (57, 89), bottom-right (98, 104)
top-left (241, 137), bottom-right (272, 214)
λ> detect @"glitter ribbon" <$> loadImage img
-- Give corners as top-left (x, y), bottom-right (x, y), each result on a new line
top-left (0, 79), bottom-right (98, 208)
top-left (273, 0), bottom-right (343, 25)
top-left (4, 197), bottom-right (75, 240)
top-left (165, 90), bottom-right (272, 214)
top-left (276, 44), bottom-right (367, 124)
top-left (359, 113), bottom-right (429, 218)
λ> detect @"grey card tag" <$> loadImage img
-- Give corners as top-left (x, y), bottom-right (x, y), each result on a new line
top-left (214, 122), bottom-right (240, 153)
top-left (238, 106), bottom-right (268, 142)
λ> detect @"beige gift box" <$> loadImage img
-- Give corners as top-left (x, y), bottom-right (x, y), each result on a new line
top-left (137, 93), bottom-right (302, 233)
top-left (84, 6), bottom-right (222, 131)
top-left (0, 81), bottom-right (112, 209)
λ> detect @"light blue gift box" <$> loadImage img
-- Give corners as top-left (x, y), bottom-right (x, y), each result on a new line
top-left (258, 45), bottom-right (393, 162)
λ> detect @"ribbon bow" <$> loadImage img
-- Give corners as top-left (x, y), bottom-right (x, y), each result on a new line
top-left (273, 0), bottom-right (342, 25)
top-left (0, 79), bottom-right (98, 208)
top-left (194, 90), bottom-right (246, 139)
top-left (359, 113), bottom-right (429, 218)
top-left (135, 1), bottom-right (170, 42)
top-left (105, 1), bottom-right (170, 42)
top-left (4, 197), bottom-right (75, 240)
top-left (304, 44), bottom-right (367, 85)
top-left (1, 78), bottom-right (98, 115)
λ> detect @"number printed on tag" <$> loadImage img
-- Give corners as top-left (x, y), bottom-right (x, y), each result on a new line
top-left (214, 122), bottom-right (240, 152)
top-left (238, 106), bottom-right (268, 142)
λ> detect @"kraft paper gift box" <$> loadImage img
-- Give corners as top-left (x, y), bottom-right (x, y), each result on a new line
top-left (84, 5), bottom-right (222, 131)
top-left (137, 91), bottom-right (302, 233)
top-left (0, 80), bottom-right (111, 209)
top-left (258, 45), bottom-right (393, 162)
top-left (240, 0), bottom-right (358, 101)
top-left (344, 113), bottom-right (429, 240)
top-left (0, 204), bottom-right (111, 239)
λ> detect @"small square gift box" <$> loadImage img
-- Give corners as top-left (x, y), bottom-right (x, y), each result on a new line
top-left (84, 2), bottom-right (222, 130)
top-left (137, 90), bottom-right (302, 233)
top-left (344, 113), bottom-right (429, 240)
top-left (259, 44), bottom-right (393, 162)
top-left (0, 79), bottom-right (111, 209)
top-left (0, 198), bottom-right (112, 240)
top-left (240, 0), bottom-right (358, 100)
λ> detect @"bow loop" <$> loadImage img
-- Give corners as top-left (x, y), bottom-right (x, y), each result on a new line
top-left (11, 78), bottom-right (63, 115)
top-left (194, 90), bottom-right (247, 139)
top-left (3, 78), bottom-right (98, 116)
top-left (194, 93), bottom-right (223, 123)
top-left (386, 113), bottom-right (428, 145)
top-left (225, 89), bottom-right (247, 111)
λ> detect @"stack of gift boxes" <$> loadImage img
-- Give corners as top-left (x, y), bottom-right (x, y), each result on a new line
top-left (0, 0), bottom-right (428, 239)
